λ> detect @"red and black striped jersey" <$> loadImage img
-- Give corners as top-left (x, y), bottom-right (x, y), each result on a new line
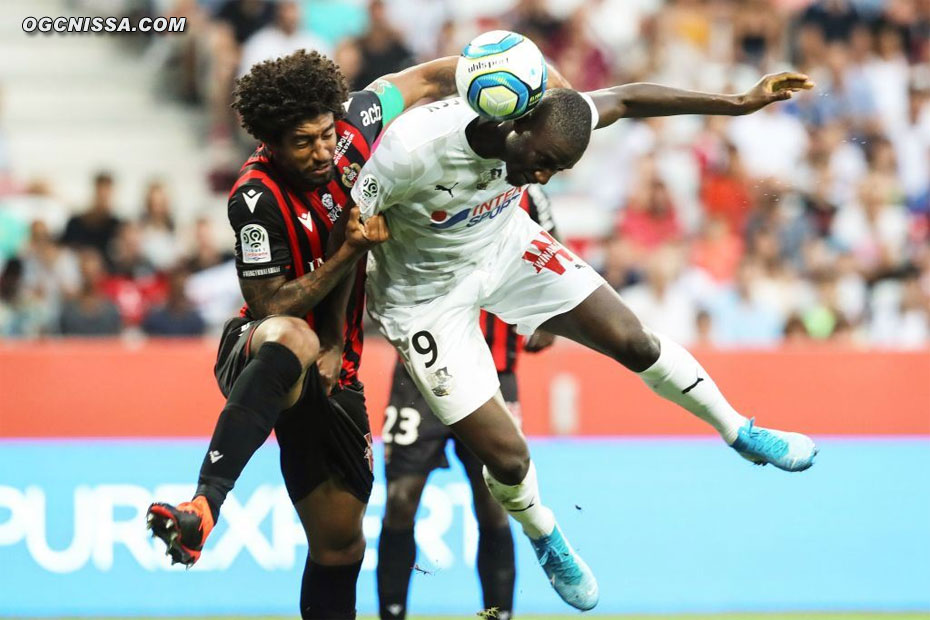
top-left (227, 90), bottom-right (386, 388)
top-left (480, 184), bottom-right (557, 373)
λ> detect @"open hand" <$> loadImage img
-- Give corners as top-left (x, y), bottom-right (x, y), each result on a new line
top-left (739, 72), bottom-right (815, 114)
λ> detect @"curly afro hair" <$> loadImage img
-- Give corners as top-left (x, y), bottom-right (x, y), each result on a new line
top-left (232, 49), bottom-right (348, 145)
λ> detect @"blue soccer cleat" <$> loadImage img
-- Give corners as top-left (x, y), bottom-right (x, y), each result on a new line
top-left (530, 524), bottom-right (599, 611)
top-left (731, 418), bottom-right (818, 472)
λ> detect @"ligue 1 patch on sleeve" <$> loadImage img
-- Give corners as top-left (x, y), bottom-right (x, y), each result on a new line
top-left (241, 223), bottom-right (271, 263)
top-left (358, 174), bottom-right (380, 204)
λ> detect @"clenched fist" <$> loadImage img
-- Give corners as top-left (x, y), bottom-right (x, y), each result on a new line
top-left (346, 205), bottom-right (390, 251)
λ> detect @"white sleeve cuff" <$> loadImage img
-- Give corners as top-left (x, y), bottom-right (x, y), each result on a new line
top-left (579, 92), bottom-right (600, 130)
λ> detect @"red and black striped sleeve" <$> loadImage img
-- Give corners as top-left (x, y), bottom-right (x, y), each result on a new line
top-left (228, 181), bottom-right (293, 280)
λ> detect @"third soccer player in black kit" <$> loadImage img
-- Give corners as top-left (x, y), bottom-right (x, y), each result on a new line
top-left (377, 186), bottom-right (558, 620)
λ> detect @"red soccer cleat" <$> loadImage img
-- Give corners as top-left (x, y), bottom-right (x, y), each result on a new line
top-left (146, 496), bottom-right (215, 567)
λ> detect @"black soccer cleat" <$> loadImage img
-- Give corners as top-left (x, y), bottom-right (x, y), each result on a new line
top-left (146, 496), bottom-right (214, 567)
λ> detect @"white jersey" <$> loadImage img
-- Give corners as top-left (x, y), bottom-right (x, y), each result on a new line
top-left (351, 98), bottom-right (524, 308)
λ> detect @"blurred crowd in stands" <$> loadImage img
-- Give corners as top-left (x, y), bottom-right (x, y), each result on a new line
top-left (1, 0), bottom-right (929, 349)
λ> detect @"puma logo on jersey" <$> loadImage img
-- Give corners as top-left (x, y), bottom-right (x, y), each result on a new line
top-left (435, 182), bottom-right (458, 197)
top-left (243, 189), bottom-right (262, 213)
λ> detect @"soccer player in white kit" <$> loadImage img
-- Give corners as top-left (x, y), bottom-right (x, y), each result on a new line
top-left (352, 73), bottom-right (819, 611)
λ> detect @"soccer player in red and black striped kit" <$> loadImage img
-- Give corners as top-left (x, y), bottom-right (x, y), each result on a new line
top-left (145, 50), bottom-right (467, 619)
top-left (377, 186), bottom-right (557, 620)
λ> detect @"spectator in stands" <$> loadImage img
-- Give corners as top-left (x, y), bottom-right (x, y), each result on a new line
top-left (59, 249), bottom-right (122, 336)
top-left (238, 0), bottom-right (330, 77)
top-left (139, 181), bottom-right (179, 271)
top-left (350, 0), bottom-right (414, 90)
top-left (617, 176), bottom-right (683, 252)
top-left (727, 103), bottom-right (810, 183)
top-left (103, 222), bottom-right (166, 327)
top-left (142, 267), bottom-right (206, 337)
top-left (507, 0), bottom-right (565, 57)
top-left (600, 236), bottom-right (642, 291)
top-left (621, 245), bottom-right (698, 345)
top-left (547, 6), bottom-right (611, 92)
top-left (185, 217), bottom-right (233, 273)
top-left (831, 173), bottom-right (910, 279)
top-left (892, 77), bottom-right (930, 214)
top-left (865, 21), bottom-right (911, 135)
top-left (782, 313), bottom-right (812, 346)
top-left (691, 214), bottom-right (744, 283)
top-left (708, 258), bottom-right (784, 347)
top-left (869, 270), bottom-right (930, 347)
top-left (694, 308), bottom-right (714, 347)
top-left (700, 142), bottom-right (754, 236)
top-left (0, 258), bottom-right (45, 338)
top-left (214, 0), bottom-right (275, 46)
top-left (797, 42), bottom-right (878, 132)
top-left (801, 271), bottom-right (842, 339)
top-left (799, 0), bottom-right (864, 44)
top-left (60, 172), bottom-right (122, 261)
top-left (20, 220), bottom-right (80, 334)
top-left (333, 38), bottom-right (363, 88)
top-left (733, 0), bottom-right (785, 68)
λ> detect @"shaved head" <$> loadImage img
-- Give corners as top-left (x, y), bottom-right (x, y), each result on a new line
top-left (499, 88), bottom-right (593, 186)
top-left (524, 89), bottom-right (592, 160)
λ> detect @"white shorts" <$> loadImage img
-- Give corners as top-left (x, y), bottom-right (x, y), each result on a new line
top-left (367, 209), bottom-right (604, 425)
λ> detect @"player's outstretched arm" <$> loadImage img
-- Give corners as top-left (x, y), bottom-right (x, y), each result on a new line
top-left (588, 72), bottom-right (814, 128)
top-left (372, 58), bottom-right (570, 112)
top-left (239, 206), bottom-right (387, 320)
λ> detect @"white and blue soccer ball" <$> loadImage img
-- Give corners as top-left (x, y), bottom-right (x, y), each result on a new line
top-left (455, 30), bottom-right (547, 121)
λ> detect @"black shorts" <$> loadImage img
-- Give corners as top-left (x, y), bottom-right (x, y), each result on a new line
top-left (383, 360), bottom-right (519, 481)
top-left (214, 316), bottom-right (374, 504)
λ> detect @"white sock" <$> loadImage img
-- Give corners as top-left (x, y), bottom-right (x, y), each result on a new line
top-left (482, 461), bottom-right (556, 540)
top-left (638, 332), bottom-right (748, 444)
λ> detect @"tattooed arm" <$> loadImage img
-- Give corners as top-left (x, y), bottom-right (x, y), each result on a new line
top-left (238, 206), bottom-right (388, 319)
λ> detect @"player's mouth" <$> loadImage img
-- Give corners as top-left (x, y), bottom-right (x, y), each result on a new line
top-left (307, 163), bottom-right (333, 179)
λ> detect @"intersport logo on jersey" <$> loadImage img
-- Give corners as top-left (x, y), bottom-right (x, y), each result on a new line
top-left (429, 186), bottom-right (522, 230)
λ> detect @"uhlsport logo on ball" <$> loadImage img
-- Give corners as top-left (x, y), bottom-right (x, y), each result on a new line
top-left (455, 30), bottom-right (547, 121)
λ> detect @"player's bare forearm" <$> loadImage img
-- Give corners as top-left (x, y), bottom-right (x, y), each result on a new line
top-left (376, 56), bottom-right (570, 109)
top-left (590, 71), bottom-right (813, 128)
top-left (590, 83), bottom-right (743, 126)
top-left (377, 57), bottom-right (458, 108)
top-left (314, 266), bottom-right (353, 349)
top-left (239, 244), bottom-right (363, 319)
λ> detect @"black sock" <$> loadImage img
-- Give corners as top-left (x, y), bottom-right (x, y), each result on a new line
top-left (196, 342), bottom-right (302, 521)
top-left (300, 557), bottom-right (362, 620)
top-left (377, 527), bottom-right (416, 620)
top-left (477, 525), bottom-right (515, 618)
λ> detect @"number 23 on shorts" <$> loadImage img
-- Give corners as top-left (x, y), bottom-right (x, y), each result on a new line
top-left (383, 405), bottom-right (421, 445)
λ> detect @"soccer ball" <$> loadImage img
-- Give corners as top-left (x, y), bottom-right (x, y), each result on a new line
top-left (455, 30), bottom-right (547, 121)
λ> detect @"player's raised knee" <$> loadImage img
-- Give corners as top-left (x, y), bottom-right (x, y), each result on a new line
top-left (253, 316), bottom-right (320, 366)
